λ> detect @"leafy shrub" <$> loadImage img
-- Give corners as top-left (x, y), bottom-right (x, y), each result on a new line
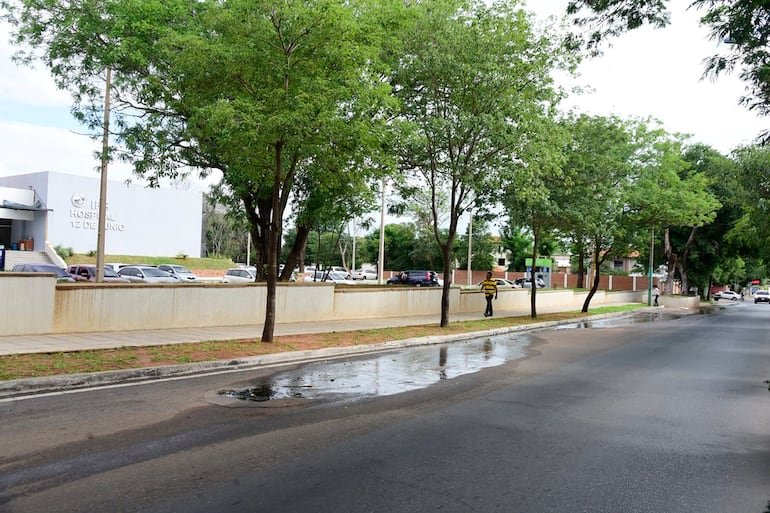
top-left (55, 245), bottom-right (73, 259)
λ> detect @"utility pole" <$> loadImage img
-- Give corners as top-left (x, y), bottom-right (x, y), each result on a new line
top-left (95, 67), bottom-right (112, 283)
top-left (647, 225), bottom-right (654, 306)
top-left (378, 178), bottom-right (386, 285)
top-left (466, 208), bottom-right (473, 285)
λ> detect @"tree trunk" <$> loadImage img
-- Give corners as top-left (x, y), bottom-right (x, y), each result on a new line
top-left (440, 244), bottom-right (452, 327)
top-left (677, 261), bottom-right (689, 296)
top-left (677, 226), bottom-right (698, 295)
top-left (575, 238), bottom-right (585, 289)
top-left (530, 221), bottom-right (539, 319)
top-left (663, 227), bottom-right (677, 295)
top-left (581, 244), bottom-right (606, 313)
top-left (281, 224), bottom-right (311, 281)
top-left (261, 148), bottom-right (285, 343)
top-left (663, 225), bottom-right (700, 296)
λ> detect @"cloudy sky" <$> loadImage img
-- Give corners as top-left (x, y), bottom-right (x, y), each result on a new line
top-left (0, 0), bottom-right (765, 188)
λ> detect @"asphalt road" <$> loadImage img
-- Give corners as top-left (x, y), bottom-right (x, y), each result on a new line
top-left (2, 303), bottom-right (770, 512)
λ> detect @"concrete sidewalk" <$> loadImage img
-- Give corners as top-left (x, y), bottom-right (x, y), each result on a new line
top-left (0, 308), bottom-right (553, 356)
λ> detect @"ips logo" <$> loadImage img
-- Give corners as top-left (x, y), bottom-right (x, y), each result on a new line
top-left (71, 193), bottom-right (86, 208)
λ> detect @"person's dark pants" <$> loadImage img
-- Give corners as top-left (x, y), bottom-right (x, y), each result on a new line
top-left (654, 295), bottom-right (659, 306)
top-left (484, 295), bottom-right (494, 317)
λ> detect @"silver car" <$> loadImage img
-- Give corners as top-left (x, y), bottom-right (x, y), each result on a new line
top-left (222, 267), bottom-right (256, 283)
top-left (117, 265), bottom-right (178, 283)
top-left (157, 264), bottom-right (198, 282)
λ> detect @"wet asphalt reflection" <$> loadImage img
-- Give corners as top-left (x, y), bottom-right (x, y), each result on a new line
top-left (219, 334), bottom-right (530, 402)
top-left (219, 310), bottom-right (685, 403)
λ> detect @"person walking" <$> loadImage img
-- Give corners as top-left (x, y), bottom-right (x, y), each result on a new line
top-left (653, 285), bottom-right (660, 307)
top-left (480, 271), bottom-right (498, 317)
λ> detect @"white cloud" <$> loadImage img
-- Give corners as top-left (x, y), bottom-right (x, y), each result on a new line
top-left (530, 0), bottom-right (767, 153)
top-left (0, 23), bottom-right (71, 107)
top-left (0, 120), bottom-right (135, 180)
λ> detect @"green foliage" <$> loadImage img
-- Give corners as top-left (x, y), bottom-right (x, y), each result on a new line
top-left (54, 245), bottom-right (73, 259)
top-left (455, 218), bottom-right (497, 271)
top-left (63, 253), bottom-right (234, 270)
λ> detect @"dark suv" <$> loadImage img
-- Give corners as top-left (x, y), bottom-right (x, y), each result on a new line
top-left (387, 270), bottom-right (439, 287)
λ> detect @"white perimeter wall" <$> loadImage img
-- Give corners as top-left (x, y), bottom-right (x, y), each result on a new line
top-left (0, 279), bottom-right (663, 337)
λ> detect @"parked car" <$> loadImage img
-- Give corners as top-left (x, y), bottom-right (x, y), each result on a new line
top-left (11, 263), bottom-right (75, 282)
top-left (222, 267), bottom-right (257, 283)
top-left (714, 290), bottom-right (741, 301)
top-left (387, 270), bottom-right (440, 287)
top-left (475, 278), bottom-right (517, 288)
top-left (157, 264), bottom-right (198, 282)
top-left (754, 290), bottom-right (770, 304)
top-left (352, 268), bottom-right (378, 280)
top-left (304, 270), bottom-right (356, 284)
top-left (104, 262), bottom-right (128, 272)
top-left (117, 265), bottom-right (178, 283)
top-left (514, 277), bottom-right (546, 288)
top-left (329, 266), bottom-right (351, 279)
top-left (67, 264), bottom-right (130, 283)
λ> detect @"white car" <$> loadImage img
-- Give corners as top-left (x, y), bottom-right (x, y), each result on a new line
top-left (352, 268), bottom-right (377, 280)
top-left (222, 267), bottom-right (256, 283)
top-left (714, 290), bottom-right (741, 301)
top-left (304, 271), bottom-right (356, 284)
top-left (329, 266), bottom-right (351, 279)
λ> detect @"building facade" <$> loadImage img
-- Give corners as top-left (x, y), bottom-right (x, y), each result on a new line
top-left (0, 171), bottom-right (202, 257)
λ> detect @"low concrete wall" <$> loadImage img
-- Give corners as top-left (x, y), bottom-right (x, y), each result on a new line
top-left (52, 282), bottom-right (338, 333)
top-left (0, 274), bottom-right (55, 335)
top-left (333, 287), bottom-right (446, 319)
top-left (0, 279), bottom-right (649, 336)
top-left (658, 294), bottom-right (701, 311)
top-left (457, 288), bottom-right (646, 314)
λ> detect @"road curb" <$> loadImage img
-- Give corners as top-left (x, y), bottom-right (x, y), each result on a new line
top-left (0, 310), bottom-right (647, 399)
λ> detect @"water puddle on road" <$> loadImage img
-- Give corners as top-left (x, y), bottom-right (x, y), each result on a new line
top-left (552, 310), bottom-right (684, 330)
top-left (218, 310), bottom-right (686, 403)
top-left (218, 334), bottom-right (531, 402)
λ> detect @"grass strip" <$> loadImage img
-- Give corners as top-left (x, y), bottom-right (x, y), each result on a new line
top-left (0, 305), bottom-right (645, 381)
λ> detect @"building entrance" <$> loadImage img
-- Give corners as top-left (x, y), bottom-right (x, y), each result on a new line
top-left (0, 219), bottom-right (11, 248)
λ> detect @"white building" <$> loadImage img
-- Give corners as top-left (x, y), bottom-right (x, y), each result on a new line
top-left (0, 171), bottom-right (202, 257)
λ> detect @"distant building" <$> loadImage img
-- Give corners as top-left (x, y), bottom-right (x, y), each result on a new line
top-left (0, 171), bottom-right (202, 257)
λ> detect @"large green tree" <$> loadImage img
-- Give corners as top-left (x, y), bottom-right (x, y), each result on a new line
top-left (626, 127), bottom-right (722, 298)
top-left (553, 114), bottom-right (637, 311)
top-left (3, 0), bottom-right (396, 342)
top-left (391, 0), bottom-right (572, 326)
top-left (663, 144), bottom-right (737, 295)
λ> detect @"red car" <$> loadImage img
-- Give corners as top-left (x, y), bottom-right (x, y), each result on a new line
top-left (67, 264), bottom-right (130, 283)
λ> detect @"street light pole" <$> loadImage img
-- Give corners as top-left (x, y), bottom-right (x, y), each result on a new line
top-left (95, 67), bottom-right (112, 283)
top-left (647, 224), bottom-right (654, 306)
top-left (378, 178), bottom-right (386, 285)
top-left (466, 208), bottom-right (472, 286)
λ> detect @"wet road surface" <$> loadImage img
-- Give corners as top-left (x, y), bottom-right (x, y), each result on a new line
top-left (2, 304), bottom-right (770, 512)
top-left (218, 310), bottom-right (685, 403)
